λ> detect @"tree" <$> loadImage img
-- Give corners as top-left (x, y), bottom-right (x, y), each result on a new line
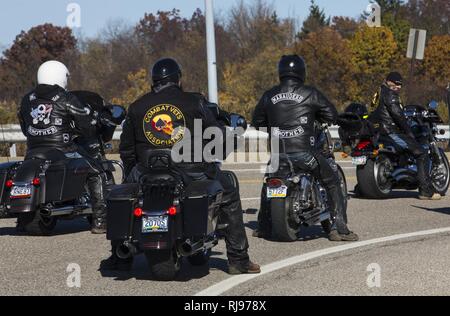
top-left (349, 26), bottom-right (399, 103)
top-left (0, 24), bottom-right (77, 101)
top-left (295, 28), bottom-right (359, 109)
top-left (227, 0), bottom-right (295, 62)
top-left (220, 46), bottom-right (287, 119)
top-left (298, 0), bottom-right (330, 39)
top-left (331, 16), bottom-right (362, 40)
top-left (111, 69), bottom-right (150, 107)
top-left (423, 35), bottom-right (450, 89)
top-left (71, 21), bottom-right (149, 102)
top-left (406, 0), bottom-right (450, 36)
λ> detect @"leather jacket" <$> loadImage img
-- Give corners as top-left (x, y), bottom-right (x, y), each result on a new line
top-left (119, 83), bottom-right (226, 177)
top-left (369, 84), bottom-right (413, 136)
top-left (252, 78), bottom-right (338, 153)
top-left (19, 84), bottom-right (96, 153)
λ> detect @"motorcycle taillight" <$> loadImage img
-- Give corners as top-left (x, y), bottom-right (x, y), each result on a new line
top-left (356, 140), bottom-right (372, 150)
top-left (267, 179), bottom-right (283, 188)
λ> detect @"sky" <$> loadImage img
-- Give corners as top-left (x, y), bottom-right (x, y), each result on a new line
top-left (0, 0), bottom-right (371, 51)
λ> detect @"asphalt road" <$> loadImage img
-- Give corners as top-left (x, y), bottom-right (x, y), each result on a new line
top-left (1, 158), bottom-right (450, 296)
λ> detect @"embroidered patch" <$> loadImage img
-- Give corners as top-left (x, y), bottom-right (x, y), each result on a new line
top-left (28, 126), bottom-right (57, 137)
top-left (273, 126), bottom-right (305, 139)
top-left (271, 93), bottom-right (304, 105)
top-left (143, 104), bottom-right (186, 147)
top-left (30, 104), bottom-right (53, 125)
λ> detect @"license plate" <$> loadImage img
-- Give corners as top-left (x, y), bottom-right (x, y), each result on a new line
top-left (267, 186), bottom-right (288, 199)
top-left (10, 185), bottom-right (32, 199)
top-left (142, 215), bottom-right (169, 233)
top-left (352, 156), bottom-right (368, 166)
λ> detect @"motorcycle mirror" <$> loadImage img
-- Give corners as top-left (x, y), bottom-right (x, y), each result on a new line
top-left (429, 100), bottom-right (439, 110)
top-left (334, 141), bottom-right (342, 151)
top-left (230, 114), bottom-right (248, 130)
top-left (111, 105), bottom-right (126, 119)
top-left (104, 143), bottom-right (113, 150)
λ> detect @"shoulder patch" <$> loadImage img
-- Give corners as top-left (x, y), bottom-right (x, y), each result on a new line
top-left (271, 93), bottom-right (304, 105)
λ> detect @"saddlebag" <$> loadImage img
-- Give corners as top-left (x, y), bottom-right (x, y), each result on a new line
top-left (182, 180), bottom-right (223, 238)
top-left (106, 183), bottom-right (140, 241)
top-left (44, 158), bottom-right (91, 202)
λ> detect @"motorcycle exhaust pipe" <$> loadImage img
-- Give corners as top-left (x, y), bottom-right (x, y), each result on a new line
top-left (179, 240), bottom-right (204, 257)
top-left (116, 242), bottom-right (137, 260)
top-left (39, 205), bottom-right (91, 217)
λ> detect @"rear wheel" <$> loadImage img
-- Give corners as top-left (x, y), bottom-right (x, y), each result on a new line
top-left (17, 212), bottom-right (57, 236)
top-left (270, 197), bottom-right (300, 242)
top-left (357, 156), bottom-right (393, 199)
top-left (187, 249), bottom-right (211, 266)
top-left (145, 249), bottom-right (182, 281)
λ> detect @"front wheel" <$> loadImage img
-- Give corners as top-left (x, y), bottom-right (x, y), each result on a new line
top-left (356, 156), bottom-right (393, 199)
top-left (17, 212), bottom-right (57, 236)
top-left (145, 249), bottom-right (182, 281)
top-left (270, 198), bottom-right (300, 242)
top-left (431, 149), bottom-right (450, 196)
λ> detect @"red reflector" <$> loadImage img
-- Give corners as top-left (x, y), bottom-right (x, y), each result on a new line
top-left (167, 206), bottom-right (177, 216)
top-left (32, 178), bottom-right (41, 186)
top-left (267, 179), bottom-right (283, 188)
top-left (134, 208), bottom-right (143, 217)
top-left (5, 180), bottom-right (13, 188)
top-left (356, 140), bottom-right (371, 150)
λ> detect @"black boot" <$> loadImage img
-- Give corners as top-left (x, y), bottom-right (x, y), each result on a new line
top-left (327, 185), bottom-right (359, 241)
top-left (88, 175), bottom-right (107, 234)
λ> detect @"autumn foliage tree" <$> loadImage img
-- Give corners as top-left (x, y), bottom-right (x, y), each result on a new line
top-left (295, 28), bottom-right (359, 109)
top-left (349, 26), bottom-right (399, 103)
top-left (0, 24), bottom-right (77, 101)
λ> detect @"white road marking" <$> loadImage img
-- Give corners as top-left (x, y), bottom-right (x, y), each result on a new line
top-left (228, 166), bottom-right (355, 173)
top-left (242, 198), bottom-right (261, 201)
top-left (195, 227), bottom-right (450, 296)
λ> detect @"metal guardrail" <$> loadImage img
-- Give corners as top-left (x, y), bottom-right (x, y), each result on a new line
top-left (1, 124), bottom-right (449, 157)
top-left (1, 125), bottom-right (449, 143)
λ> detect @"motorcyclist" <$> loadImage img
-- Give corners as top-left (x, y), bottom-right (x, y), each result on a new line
top-left (100, 58), bottom-right (261, 275)
top-left (18, 60), bottom-right (108, 234)
top-left (72, 91), bottom-right (125, 161)
top-left (369, 72), bottom-right (441, 200)
top-left (252, 55), bottom-right (359, 242)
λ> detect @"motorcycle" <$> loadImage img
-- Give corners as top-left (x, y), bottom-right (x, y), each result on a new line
top-left (0, 91), bottom-right (126, 235)
top-left (263, 123), bottom-right (347, 242)
top-left (106, 113), bottom-right (247, 281)
top-left (343, 101), bottom-right (450, 199)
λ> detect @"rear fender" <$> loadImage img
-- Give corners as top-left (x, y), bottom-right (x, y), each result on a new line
top-left (8, 159), bottom-right (43, 214)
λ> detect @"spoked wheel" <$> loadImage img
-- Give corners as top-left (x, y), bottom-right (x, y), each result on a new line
top-left (357, 156), bottom-right (393, 199)
top-left (17, 212), bottom-right (57, 236)
top-left (431, 149), bottom-right (450, 196)
top-left (145, 248), bottom-right (182, 281)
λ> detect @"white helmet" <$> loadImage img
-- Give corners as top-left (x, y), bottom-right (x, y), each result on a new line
top-left (37, 60), bottom-right (70, 89)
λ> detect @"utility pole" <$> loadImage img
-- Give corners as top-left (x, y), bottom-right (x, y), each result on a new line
top-left (205, 0), bottom-right (219, 104)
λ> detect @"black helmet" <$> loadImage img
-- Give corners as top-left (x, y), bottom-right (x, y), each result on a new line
top-left (278, 55), bottom-right (307, 82)
top-left (386, 72), bottom-right (403, 86)
top-left (345, 103), bottom-right (369, 119)
top-left (151, 58), bottom-right (182, 84)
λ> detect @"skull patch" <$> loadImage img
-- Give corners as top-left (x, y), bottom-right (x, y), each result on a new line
top-left (31, 104), bottom-right (53, 125)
